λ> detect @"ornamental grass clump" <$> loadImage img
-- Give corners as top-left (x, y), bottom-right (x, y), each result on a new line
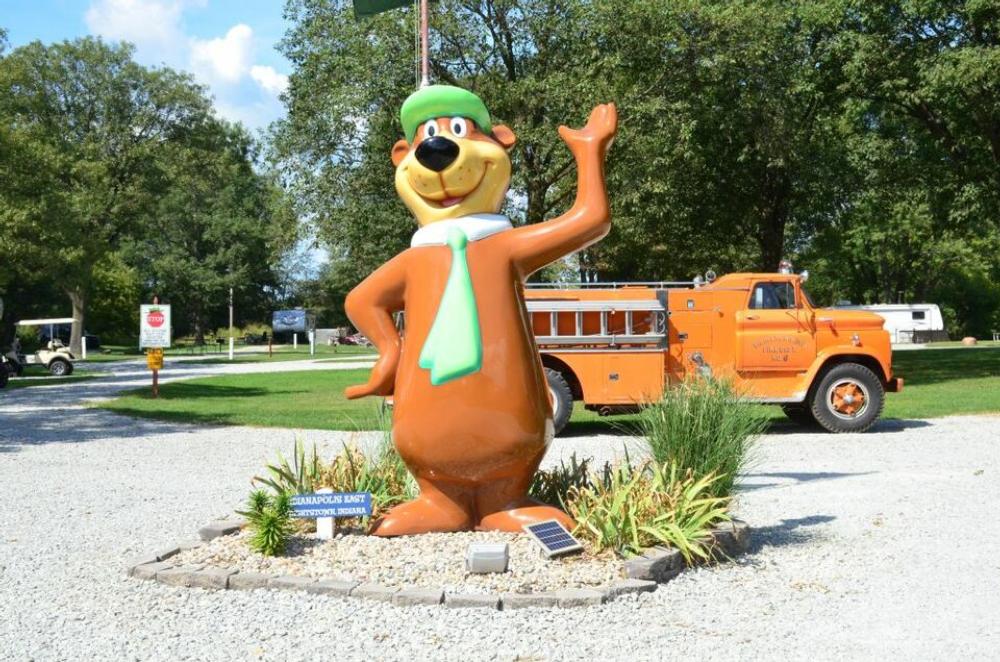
top-left (567, 461), bottom-right (731, 562)
top-left (251, 436), bottom-right (322, 495)
top-left (240, 489), bottom-right (294, 556)
top-left (638, 377), bottom-right (767, 498)
top-left (320, 440), bottom-right (417, 519)
top-left (528, 454), bottom-right (595, 509)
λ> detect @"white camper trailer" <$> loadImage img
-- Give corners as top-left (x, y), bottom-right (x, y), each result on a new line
top-left (833, 303), bottom-right (946, 344)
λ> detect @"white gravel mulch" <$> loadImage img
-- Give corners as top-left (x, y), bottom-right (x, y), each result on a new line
top-left (1, 365), bottom-right (998, 661)
top-left (175, 529), bottom-right (622, 594)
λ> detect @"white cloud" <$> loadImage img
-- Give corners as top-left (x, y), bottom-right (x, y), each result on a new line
top-left (190, 24), bottom-right (254, 84)
top-left (84, 1), bottom-right (289, 130)
top-left (250, 65), bottom-right (289, 96)
top-left (85, 0), bottom-right (185, 58)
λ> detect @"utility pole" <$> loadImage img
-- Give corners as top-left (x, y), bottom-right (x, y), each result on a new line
top-left (228, 287), bottom-right (235, 361)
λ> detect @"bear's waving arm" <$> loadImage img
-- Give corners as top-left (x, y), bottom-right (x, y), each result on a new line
top-left (343, 251), bottom-right (408, 399)
top-left (506, 103), bottom-right (618, 277)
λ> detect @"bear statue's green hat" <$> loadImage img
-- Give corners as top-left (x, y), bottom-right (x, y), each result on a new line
top-left (400, 84), bottom-right (492, 143)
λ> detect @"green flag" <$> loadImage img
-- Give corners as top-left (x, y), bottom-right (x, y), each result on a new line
top-left (353, 0), bottom-right (413, 17)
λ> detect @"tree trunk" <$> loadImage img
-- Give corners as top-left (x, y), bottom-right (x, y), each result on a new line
top-left (756, 211), bottom-right (787, 273)
top-left (66, 288), bottom-right (86, 355)
top-left (756, 172), bottom-right (791, 272)
top-left (193, 304), bottom-right (205, 345)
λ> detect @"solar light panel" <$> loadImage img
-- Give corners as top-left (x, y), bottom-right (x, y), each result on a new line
top-left (522, 519), bottom-right (583, 558)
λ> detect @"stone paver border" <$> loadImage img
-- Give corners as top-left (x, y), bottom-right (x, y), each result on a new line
top-left (128, 517), bottom-right (750, 609)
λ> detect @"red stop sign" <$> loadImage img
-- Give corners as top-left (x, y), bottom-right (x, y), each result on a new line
top-left (147, 310), bottom-right (165, 328)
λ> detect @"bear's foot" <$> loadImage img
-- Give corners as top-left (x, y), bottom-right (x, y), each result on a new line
top-left (476, 500), bottom-right (576, 533)
top-left (369, 495), bottom-right (474, 537)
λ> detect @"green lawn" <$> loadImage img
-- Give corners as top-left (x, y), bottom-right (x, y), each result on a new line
top-left (78, 343), bottom-right (375, 364)
top-left (880, 346), bottom-right (1000, 418)
top-left (98, 369), bottom-right (386, 429)
top-left (926, 340), bottom-right (1000, 349)
top-left (6, 365), bottom-right (103, 389)
top-left (96, 346), bottom-right (1000, 431)
top-left (188, 345), bottom-right (376, 364)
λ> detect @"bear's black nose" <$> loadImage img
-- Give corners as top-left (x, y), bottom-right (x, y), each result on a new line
top-left (415, 136), bottom-right (459, 172)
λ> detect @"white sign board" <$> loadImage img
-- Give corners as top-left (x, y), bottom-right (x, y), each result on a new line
top-left (139, 304), bottom-right (172, 349)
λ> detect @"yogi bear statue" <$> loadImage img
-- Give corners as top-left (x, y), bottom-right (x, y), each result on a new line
top-left (345, 85), bottom-right (617, 536)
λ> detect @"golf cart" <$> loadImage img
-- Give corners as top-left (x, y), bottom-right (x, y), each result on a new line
top-left (15, 318), bottom-right (78, 376)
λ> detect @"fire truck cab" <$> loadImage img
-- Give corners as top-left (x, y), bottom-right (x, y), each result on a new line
top-left (525, 267), bottom-right (902, 434)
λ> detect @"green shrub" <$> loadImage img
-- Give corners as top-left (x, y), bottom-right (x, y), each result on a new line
top-left (240, 489), bottom-right (294, 556)
top-left (320, 440), bottom-right (417, 519)
top-left (241, 322), bottom-right (272, 337)
top-left (568, 461), bottom-right (731, 562)
top-left (529, 454), bottom-right (602, 509)
top-left (252, 437), bottom-right (322, 495)
top-left (250, 425), bottom-right (417, 527)
top-left (637, 377), bottom-right (766, 497)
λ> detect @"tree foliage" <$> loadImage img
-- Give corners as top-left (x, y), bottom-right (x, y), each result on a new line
top-left (0, 38), bottom-right (208, 350)
top-left (0, 37), bottom-right (297, 345)
top-left (273, 0), bottom-right (1000, 336)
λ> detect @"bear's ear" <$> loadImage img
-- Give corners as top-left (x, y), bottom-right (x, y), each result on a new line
top-left (491, 125), bottom-right (516, 150)
top-left (391, 139), bottom-right (410, 166)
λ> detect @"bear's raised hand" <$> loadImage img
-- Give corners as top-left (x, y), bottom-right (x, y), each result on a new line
top-left (557, 103), bottom-right (617, 157)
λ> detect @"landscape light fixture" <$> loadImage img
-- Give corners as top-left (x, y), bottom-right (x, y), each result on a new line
top-left (465, 542), bottom-right (509, 573)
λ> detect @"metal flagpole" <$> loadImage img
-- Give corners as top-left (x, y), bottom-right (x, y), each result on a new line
top-left (420, 0), bottom-right (429, 87)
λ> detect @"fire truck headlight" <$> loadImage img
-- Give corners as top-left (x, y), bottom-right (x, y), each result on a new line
top-left (705, 270), bottom-right (717, 283)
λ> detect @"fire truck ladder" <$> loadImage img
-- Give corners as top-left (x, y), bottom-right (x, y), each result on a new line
top-left (525, 298), bottom-right (668, 348)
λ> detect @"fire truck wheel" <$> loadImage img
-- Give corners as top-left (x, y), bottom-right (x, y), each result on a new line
top-left (780, 404), bottom-right (817, 427)
top-left (545, 368), bottom-right (574, 435)
top-left (809, 363), bottom-right (884, 433)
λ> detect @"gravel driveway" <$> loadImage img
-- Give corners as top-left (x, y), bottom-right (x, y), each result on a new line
top-left (1, 364), bottom-right (997, 660)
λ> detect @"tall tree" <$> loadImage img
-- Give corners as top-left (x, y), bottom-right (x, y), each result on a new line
top-left (0, 38), bottom-right (208, 352)
top-left (800, 1), bottom-right (1000, 335)
top-left (125, 119), bottom-right (298, 342)
top-left (272, 0), bottom-right (850, 287)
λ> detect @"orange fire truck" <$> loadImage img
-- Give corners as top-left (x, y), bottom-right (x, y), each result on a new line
top-left (525, 266), bottom-right (902, 434)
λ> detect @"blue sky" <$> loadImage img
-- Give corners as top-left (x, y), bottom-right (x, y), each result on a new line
top-left (2, 0), bottom-right (292, 132)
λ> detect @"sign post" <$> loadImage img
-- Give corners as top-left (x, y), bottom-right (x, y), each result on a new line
top-left (140, 298), bottom-right (171, 399)
top-left (228, 287), bottom-right (235, 361)
top-left (315, 488), bottom-right (334, 539)
top-left (290, 491), bottom-right (372, 539)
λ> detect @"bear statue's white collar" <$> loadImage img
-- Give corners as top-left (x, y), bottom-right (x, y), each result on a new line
top-left (411, 214), bottom-right (512, 247)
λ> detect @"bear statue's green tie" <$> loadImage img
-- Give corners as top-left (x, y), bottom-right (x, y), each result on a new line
top-left (418, 227), bottom-right (482, 385)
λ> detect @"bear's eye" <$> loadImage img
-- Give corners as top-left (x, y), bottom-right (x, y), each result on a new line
top-left (450, 117), bottom-right (468, 138)
top-left (423, 120), bottom-right (438, 139)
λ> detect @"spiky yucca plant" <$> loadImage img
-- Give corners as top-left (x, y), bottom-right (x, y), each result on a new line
top-left (239, 489), bottom-right (294, 556)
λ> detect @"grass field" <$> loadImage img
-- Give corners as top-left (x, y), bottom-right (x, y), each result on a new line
top-left (6, 365), bottom-right (102, 389)
top-left (96, 346), bottom-right (1000, 431)
top-left (188, 345), bottom-right (376, 364)
top-left (98, 369), bottom-right (384, 428)
top-left (77, 343), bottom-right (376, 364)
